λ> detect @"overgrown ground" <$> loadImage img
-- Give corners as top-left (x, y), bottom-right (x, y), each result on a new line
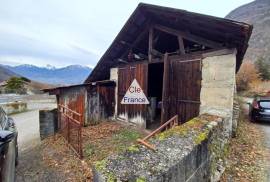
top-left (40, 121), bottom-right (145, 181)
top-left (16, 121), bottom-right (145, 181)
top-left (221, 110), bottom-right (267, 181)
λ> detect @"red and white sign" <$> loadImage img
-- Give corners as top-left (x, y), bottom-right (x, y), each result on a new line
top-left (121, 79), bottom-right (149, 104)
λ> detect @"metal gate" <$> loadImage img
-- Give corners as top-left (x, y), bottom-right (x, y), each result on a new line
top-left (58, 104), bottom-right (83, 158)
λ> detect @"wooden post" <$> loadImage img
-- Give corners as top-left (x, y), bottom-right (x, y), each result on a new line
top-left (178, 36), bottom-right (185, 55)
top-left (148, 27), bottom-right (153, 62)
top-left (161, 53), bottom-right (170, 124)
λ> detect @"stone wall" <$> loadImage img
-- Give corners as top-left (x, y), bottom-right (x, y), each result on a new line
top-left (93, 113), bottom-right (232, 182)
top-left (39, 109), bottom-right (58, 140)
top-left (200, 53), bottom-right (236, 114)
top-left (200, 52), bottom-right (236, 137)
top-left (0, 101), bottom-right (27, 114)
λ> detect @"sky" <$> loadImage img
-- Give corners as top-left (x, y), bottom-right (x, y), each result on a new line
top-left (0, 0), bottom-right (254, 68)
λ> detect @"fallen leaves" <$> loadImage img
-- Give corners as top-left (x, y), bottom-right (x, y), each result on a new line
top-left (40, 121), bottom-right (145, 182)
top-left (221, 112), bottom-right (267, 182)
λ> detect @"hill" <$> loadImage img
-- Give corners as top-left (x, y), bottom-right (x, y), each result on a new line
top-left (0, 65), bottom-right (20, 82)
top-left (226, 0), bottom-right (270, 62)
top-left (3, 64), bottom-right (92, 85)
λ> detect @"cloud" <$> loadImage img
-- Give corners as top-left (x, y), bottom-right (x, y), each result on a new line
top-left (0, 0), bottom-right (253, 67)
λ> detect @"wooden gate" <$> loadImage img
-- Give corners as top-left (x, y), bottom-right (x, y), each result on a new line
top-left (162, 55), bottom-right (202, 124)
top-left (117, 63), bottom-right (148, 119)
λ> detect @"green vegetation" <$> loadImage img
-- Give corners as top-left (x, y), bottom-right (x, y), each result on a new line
top-left (84, 143), bottom-right (95, 157)
top-left (127, 145), bottom-right (140, 153)
top-left (95, 159), bottom-right (107, 172)
top-left (194, 131), bottom-right (208, 144)
top-left (113, 129), bottom-right (142, 152)
top-left (255, 57), bottom-right (270, 80)
top-left (136, 177), bottom-right (146, 182)
top-left (5, 77), bottom-right (27, 94)
top-left (156, 118), bottom-right (205, 141)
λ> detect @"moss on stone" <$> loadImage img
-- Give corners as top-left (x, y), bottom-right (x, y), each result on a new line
top-left (194, 131), bottom-right (209, 144)
top-left (95, 159), bottom-right (107, 172)
top-left (127, 145), bottom-right (140, 153)
top-left (136, 177), bottom-right (146, 182)
top-left (107, 172), bottom-right (117, 182)
top-left (156, 117), bottom-right (208, 141)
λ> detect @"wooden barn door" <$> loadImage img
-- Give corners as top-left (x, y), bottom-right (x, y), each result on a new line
top-left (117, 63), bottom-right (148, 119)
top-left (162, 57), bottom-right (202, 124)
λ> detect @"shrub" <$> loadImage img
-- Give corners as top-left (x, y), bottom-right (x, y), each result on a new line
top-left (236, 62), bottom-right (261, 91)
top-left (255, 57), bottom-right (270, 81)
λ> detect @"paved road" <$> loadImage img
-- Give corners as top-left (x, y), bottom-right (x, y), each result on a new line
top-left (241, 97), bottom-right (270, 181)
top-left (10, 95), bottom-right (56, 151)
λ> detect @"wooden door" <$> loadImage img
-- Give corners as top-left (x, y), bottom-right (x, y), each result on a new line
top-left (117, 63), bottom-right (148, 119)
top-left (162, 58), bottom-right (202, 124)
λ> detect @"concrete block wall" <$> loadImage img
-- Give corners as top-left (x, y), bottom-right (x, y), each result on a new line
top-left (93, 113), bottom-right (232, 182)
top-left (0, 101), bottom-right (27, 115)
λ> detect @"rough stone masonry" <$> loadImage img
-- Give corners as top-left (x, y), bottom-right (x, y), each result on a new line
top-left (93, 113), bottom-right (232, 182)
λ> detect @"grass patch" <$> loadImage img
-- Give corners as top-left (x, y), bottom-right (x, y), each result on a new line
top-left (112, 128), bottom-right (142, 152)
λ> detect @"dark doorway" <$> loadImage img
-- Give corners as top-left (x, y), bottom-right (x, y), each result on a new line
top-left (146, 63), bottom-right (164, 129)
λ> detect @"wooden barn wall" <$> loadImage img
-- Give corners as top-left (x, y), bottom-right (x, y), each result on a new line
top-left (117, 63), bottom-right (148, 126)
top-left (87, 85), bottom-right (115, 124)
top-left (58, 86), bottom-right (87, 125)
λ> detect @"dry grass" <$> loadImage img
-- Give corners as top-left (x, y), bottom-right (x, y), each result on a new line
top-left (41, 121), bottom-right (145, 181)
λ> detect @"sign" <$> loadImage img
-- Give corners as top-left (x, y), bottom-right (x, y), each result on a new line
top-left (121, 79), bottom-right (149, 104)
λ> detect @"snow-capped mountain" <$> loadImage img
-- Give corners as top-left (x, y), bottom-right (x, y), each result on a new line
top-left (2, 64), bottom-right (92, 85)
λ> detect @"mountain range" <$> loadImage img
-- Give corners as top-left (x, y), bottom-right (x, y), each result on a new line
top-left (1, 64), bottom-right (92, 85)
top-left (226, 0), bottom-right (270, 62)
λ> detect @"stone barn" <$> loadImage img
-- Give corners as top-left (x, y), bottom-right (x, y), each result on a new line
top-left (45, 3), bottom-right (252, 131)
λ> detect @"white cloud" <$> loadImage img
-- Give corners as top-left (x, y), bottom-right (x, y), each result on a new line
top-left (0, 0), bottom-right (253, 67)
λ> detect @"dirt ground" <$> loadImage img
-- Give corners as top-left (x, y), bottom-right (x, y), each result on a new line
top-left (16, 121), bottom-right (145, 182)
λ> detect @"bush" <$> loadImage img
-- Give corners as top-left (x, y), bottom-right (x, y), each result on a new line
top-left (236, 62), bottom-right (261, 92)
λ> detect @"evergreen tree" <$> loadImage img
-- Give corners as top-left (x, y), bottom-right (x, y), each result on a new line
top-left (255, 57), bottom-right (270, 80)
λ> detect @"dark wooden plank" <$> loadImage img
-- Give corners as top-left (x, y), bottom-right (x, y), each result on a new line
top-left (148, 27), bottom-right (153, 62)
top-left (161, 53), bottom-right (170, 124)
top-left (177, 36), bottom-right (185, 55)
top-left (154, 24), bottom-right (224, 49)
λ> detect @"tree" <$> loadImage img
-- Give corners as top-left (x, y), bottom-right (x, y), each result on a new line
top-left (255, 57), bottom-right (270, 80)
top-left (5, 77), bottom-right (26, 94)
top-left (236, 62), bottom-right (261, 91)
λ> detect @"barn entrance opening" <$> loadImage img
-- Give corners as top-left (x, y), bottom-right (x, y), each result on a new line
top-left (146, 63), bottom-right (164, 130)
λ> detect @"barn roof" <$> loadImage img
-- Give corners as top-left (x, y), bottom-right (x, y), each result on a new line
top-left (85, 3), bottom-right (253, 83)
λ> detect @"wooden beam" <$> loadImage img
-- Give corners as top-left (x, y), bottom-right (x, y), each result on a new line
top-left (148, 27), bottom-right (153, 62)
top-left (119, 21), bottom-right (152, 59)
top-left (161, 53), bottom-right (170, 124)
top-left (177, 36), bottom-right (185, 55)
top-left (154, 24), bottom-right (223, 49)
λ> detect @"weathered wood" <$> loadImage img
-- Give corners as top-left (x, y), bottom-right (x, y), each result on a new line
top-left (169, 59), bottom-right (202, 123)
top-left (202, 48), bottom-right (237, 58)
top-left (161, 53), bottom-right (170, 124)
top-left (117, 63), bottom-right (148, 119)
top-left (154, 24), bottom-right (223, 49)
top-left (177, 36), bottom-right (185, 55)
top-left (148, 27), bottom-right (154, 62)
